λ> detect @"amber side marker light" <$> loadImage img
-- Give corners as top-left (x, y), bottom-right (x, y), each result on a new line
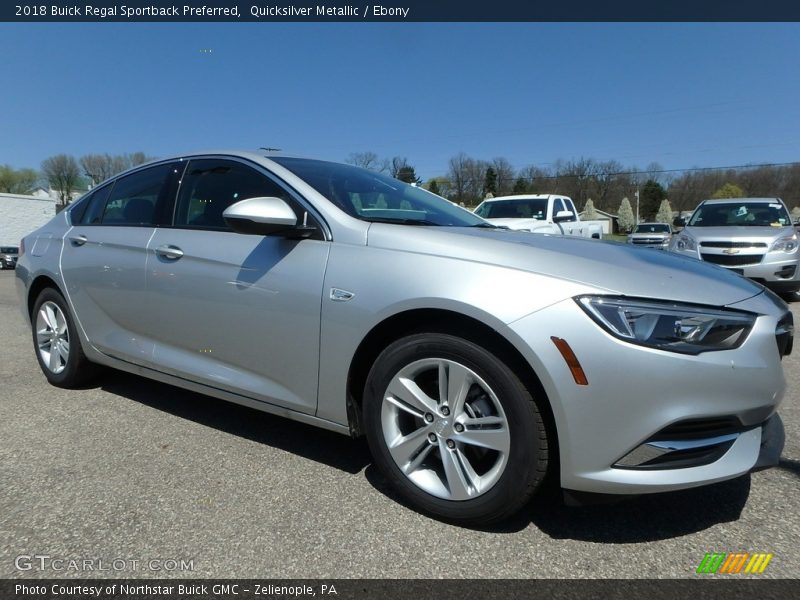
top-left (551, 336), bottom-right (589, 385)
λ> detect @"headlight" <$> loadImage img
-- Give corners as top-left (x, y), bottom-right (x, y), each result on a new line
top-left (576, 296), bottom-right (756, 354)
top-left (673, 234), bottom-right (696, 251)
top-left (770, 234), bottom-right (798, 253)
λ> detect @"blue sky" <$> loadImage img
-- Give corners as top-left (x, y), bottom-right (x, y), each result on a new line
top-left (1, 22), bottom-right (799, 180)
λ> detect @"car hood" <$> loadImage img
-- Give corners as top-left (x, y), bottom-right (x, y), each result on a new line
top-left (484, 217), bottom-right (548, 231)
top-left (683, 225), bottom-right (794, 242)
top-left (367, 225), bottom-right (764, 306)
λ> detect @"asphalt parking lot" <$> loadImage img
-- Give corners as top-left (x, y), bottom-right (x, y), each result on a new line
top-left (0, 270), bottom-right (798, 579)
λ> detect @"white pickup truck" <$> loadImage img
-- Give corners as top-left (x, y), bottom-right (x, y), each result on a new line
top-left (473, 194), bottom-right (604, 239)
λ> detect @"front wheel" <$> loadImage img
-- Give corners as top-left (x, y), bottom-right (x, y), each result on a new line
top-left (363, 333), bottom-right (549, 524)
top-left (31, 288), bottom-right (98, 387)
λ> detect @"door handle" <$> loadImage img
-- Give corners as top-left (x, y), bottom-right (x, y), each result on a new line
top-left (155, 244), bottom-right (184, 260)
top-left (69, 234), bottom-right (88, 246)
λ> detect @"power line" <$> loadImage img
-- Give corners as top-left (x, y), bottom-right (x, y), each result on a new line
top-left (482, 160), bottom-right (800, 183)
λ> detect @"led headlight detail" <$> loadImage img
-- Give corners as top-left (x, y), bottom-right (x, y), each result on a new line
top-left (770, 234), bottom-right (798, 253)
top-left (674, 234), bottom-right (696, 251)
top-left (576, 296), bottom-right (756, 355)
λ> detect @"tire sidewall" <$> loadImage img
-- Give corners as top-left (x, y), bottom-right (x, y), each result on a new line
top-left (363, 333), bottom-right (546, 523)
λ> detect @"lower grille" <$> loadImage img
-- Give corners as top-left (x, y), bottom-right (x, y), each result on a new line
top-left (614, 417), bottom-right (749, 470)
top-left (701, 253), bottom-right (763, 266)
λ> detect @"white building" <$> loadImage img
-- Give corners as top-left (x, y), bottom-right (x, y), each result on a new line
top-left (0, 192), bottom-right (59, 245)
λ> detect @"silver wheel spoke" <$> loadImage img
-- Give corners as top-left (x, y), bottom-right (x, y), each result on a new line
top-left (454, 426), bottom-right (510, 454)
top-left (387, 376), bottom-right (438, 416)
top-left (404, 441), bottom-right (435, 474)
top-left (440, 442), bottom-right (474, 500)
top-left (55, 309), bottom-right (67, 335)
top-left (36, 329), bottom-right (51, 348)
top-left (59, 338), bottom-right (70, 356)
top-left (49, 342), bottom-right (61, 371)
top-left (389, 426), bottom-right (433, 471)
top-left (445, 362), bottom-right (471, 415)
top-left (44, 305), bottom-right (57, 331)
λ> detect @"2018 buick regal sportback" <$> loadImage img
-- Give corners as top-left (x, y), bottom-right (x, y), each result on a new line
top-left (16, 151), bottom-right (792, 523)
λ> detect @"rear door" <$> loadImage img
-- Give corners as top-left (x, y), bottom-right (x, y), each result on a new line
top-left (60, 162), bottom-right (183, 363)
top-left (142, 158), bottom-right (330, 414)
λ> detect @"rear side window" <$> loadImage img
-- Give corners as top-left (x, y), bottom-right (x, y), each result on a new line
top-left (99, 164), bottom-right (174, 226)
top-left (78, 185), bottom-right (113, 225)
top-left (174, 159), bottom-right (290, 230)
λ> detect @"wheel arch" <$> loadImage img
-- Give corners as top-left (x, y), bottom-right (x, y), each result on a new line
top-left (27, 274), bottom-right (64, 318)
top-left (345, 308), bottom-right (560, 473)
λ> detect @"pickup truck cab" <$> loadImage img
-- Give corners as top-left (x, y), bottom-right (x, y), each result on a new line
top-left (670, 197), bottom-right (799, 296)
top-left (474, 194), bottom-right (604, 239)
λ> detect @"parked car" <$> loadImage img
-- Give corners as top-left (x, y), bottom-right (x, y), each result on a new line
top-left (15, 152), bottom-right (790, 524)
top-left (669, 198), bottom-right (800, 297)
top-left (474, 195), bottom-right (604, 239)
top-left (627, 223), bottom-right (672, 249)
top-left (1, 246), bottom-right (19, 269)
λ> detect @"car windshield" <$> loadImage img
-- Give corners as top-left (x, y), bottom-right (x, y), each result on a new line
top-left (688, 202), bottom-right (792, 227)
top-left (474, 199), bottom-right (549, 220)
top-left (1, 247), bottom-right (18, 253)
top-left (271, 157), bottom-right (488, 227)
top-left (632, 224), bottom-right (670, 233)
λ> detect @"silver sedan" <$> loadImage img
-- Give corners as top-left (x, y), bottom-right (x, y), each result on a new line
top-left (15, 151), bottom-right (792, 523)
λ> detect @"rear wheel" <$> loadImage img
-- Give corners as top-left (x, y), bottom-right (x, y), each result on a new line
top-left (31, 288), bottom-right (98, 387)
top-left (363, 333), bottom-right (548, 524)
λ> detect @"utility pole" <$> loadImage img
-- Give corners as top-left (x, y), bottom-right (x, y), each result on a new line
top-left (635, 188), bottom-right (640, 226)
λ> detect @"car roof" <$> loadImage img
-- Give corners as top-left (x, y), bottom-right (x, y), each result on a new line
top-left (481, 194), bottom-right (562, 202)
top-left (700, 197), bottom-right (782, 205)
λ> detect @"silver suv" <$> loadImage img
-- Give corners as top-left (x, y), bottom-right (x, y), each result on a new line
top-left (670, 198), bottom-right (799, 296)
top-left (1, 246), bottom-right (19, 270)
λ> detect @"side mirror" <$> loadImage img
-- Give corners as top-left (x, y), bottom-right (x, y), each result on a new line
top-left (553, 210), bottom-right (574, 223)
top-left (223, 197), bottom-right (314, 238)
top-left (673, 217), bottom-right (686, 227)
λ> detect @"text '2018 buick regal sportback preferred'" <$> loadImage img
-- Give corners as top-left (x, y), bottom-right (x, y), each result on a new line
top-left (16, 151), bottom-right (792, 523)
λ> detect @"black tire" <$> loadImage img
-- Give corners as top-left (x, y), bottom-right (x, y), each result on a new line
top-left (31, 287), bottom-right (98, 388)
top-left (363, 332), bottom-right (549, 524)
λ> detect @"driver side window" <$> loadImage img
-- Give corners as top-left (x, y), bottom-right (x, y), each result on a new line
top-left (174, 159), bottom-right (290, 230)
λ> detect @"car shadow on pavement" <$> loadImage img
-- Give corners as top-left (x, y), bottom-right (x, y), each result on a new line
top-left (777, 457), bottom-right (800, 477)
top-left (97, 370), bottom-right (755, 540)
top-left (523, 475), bottom-right (751, 542)
top-left (98, 371), bottom-right (371, 475)
top-left (364, 463), bottom-right (752, 541)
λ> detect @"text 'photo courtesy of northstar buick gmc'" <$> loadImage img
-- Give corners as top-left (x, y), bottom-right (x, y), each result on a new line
top-left (15, 151), bottom-right (792, 524)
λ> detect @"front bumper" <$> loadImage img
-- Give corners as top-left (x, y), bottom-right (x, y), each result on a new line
top-left (671, 247), bottom-right (800, 292)
top-left (509, 296), bottom-right (787, 495)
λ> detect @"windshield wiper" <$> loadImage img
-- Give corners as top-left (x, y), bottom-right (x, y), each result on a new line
top-left (363, 217), bottom-right (439, 226)
top-left (469, 222), bottom-right (499, 228)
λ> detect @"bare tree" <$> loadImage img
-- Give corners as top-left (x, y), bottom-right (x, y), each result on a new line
top-left (490, 157), bottom-right (516, 197)
top-left (41, 154), bottom-right (80, 207)
top-left (389, 156), bottom-right (411, 179)
top-left (345, 151), bottom-right (388, 173)
top-left (80, 154), bottom-right (113, 186)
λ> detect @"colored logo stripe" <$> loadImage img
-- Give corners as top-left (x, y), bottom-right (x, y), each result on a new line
top-left (696, 552), bottom-right (773, 574)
